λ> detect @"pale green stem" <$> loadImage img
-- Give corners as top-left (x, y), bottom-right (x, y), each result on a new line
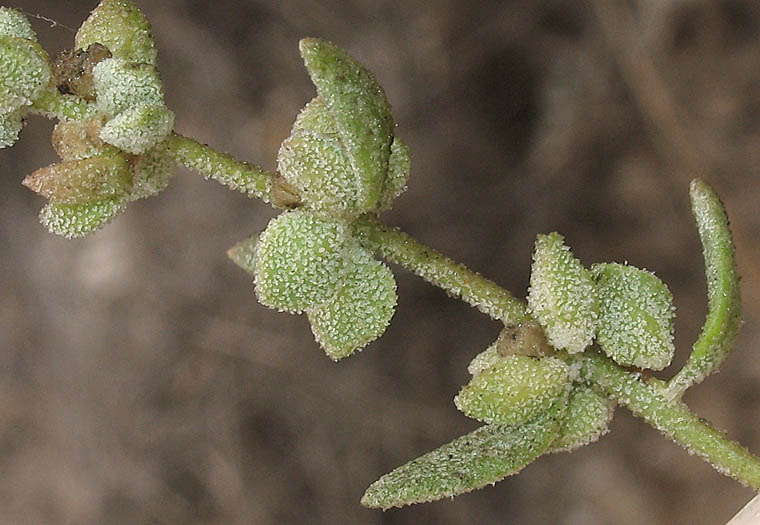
top-left (124, 134), bottom-right (760, 488)
top-left (352, 214), bottom-right (530, 325)
top-left (350, 214), bottom-right (760, 489)
top-left (164, 133), bottom-right (300, 208)
top-left (580, 350), bottom-right (760, 490)
top-left (29, 89), bottom-right (96, 121)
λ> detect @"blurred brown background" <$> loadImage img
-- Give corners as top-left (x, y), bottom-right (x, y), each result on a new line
top-left (2, 0), bottom-right (760, 523)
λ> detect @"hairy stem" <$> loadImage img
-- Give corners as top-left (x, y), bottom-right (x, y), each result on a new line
top-left (580, 351), bottom-right (760, 490)
top-left (29, 89), bottom-right (96, 121)
top-left (164, 133), bottom-right (301, 208)
top-left (351, 213), bottom-right (760, 489)
top-left (352, 215), bottom-right (530, 325)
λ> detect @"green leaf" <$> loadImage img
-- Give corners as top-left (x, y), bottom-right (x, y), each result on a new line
top-left (93, 58), bottom-right (165, 117)
top-left (593, 263), bottom-right (675, 370)
top-left (550, 384), bottom-right (614, 453)
top-left (23, 155), bottom-right (131, 204)
top-left (52, 118), bottom-right (120, 161)
top-left (0, 7), bottom-right (37, 41)
top-left (128, 142), bottom-right (175, 200)
top-left (0, 108), bottom-right (22, 149)
top-left (307, 246), bottom-right (397, 360)
top-left (667, 179), bottom-right (742, 397)
top-left (39, 197), bottom-right (126, 239)
top-left (0, 35), bottom-right (51, 113)
top-left (361, 401), bottom-right (564, 509)
top-left (527, 232), bottom-right (599, 353)
top-left (377, 136), bottom-right (410, 211)
top-left (299, 38), bottom-right (394, 213)
top-left (254, 210), bottom-right (349, 313)
top-left (455, 355), bottom-right (570, 426)
top-left (277, 97), bottom-right (358, 216)
top-left (75, 0), bottom-right (157, 65)
top-left (227, 234), bottom-right (258, 276)
top-left (467, 340), bottom-right (503, 376)
top-left (99, 103), bottom-right (174, 154)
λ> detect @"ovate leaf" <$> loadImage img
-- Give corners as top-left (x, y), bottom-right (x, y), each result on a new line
top-left (455, 355), bottom-right (570, 426)
top-left (299, 38), bottom-right (393, 213)
top-left (550, 384), bottom-right (614, 453)
top-left (361, 401), bottom-right (563, 509)
top-left (39, 197), bottom-right (125, 239)
top-left (75, 0), bottom-right (157, 65)
top-left (254, 210), bottom-right (348, 313)
top-left (593, 262), bottom-right (675, 370)
top-left (527, 232), bottom-right (598, 353)
top-left (307, 247), bottom-right (397, 360)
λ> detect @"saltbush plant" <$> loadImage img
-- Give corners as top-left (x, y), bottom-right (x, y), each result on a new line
top-left (2, 0), bottom-right (758, 513)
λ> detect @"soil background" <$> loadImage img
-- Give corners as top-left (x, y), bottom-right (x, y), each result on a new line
top-left (2, 1), bottom-right (760, 524)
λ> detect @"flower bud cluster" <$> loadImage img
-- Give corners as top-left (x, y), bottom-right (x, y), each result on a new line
top-left (20, 1), bottom-right (175, 238)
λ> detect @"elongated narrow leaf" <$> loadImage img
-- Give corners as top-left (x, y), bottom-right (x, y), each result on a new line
top-left (667, 179), bottom-right (742, 397)
top-left (299, 38), bottom-right (393, 213)
top-left (361, 402), bottom-right (563, 509)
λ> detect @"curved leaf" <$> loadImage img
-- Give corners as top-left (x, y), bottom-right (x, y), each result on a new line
top-left (667, 179), bottom-right (742, 397)
top-left (299, 38), bottom-right (393, 213)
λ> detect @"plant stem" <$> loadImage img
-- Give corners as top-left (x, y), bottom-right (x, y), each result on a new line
top-left (29, 89), bottom-right (96, 121)
top-left (152, 135), bottom-right (760, 489)
top-left (164, 133), bottom-right (301, 208)
top-left (352, 215), bottom-right (530, 325)
top-left (580, 350), bottom-right (760, 490)
top-left (352, 214), bottom-right (760, 489)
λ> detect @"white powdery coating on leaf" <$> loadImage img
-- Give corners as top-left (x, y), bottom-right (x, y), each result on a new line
top-left (307, 246), bottom-right (397, 360)
top-left (277, 98), bottom-right (358, 216)
top-left (593, 263), bottom-right (675, 370)
top-left (75, 0), bottom-right (157, 65)
top-left (254, 210), bottom-right (349, 313)
top-left (0, 36), bottom-right (51, 113)
top-left (0, 8), bottom-right (36, 41)
top-left (454, 355), bottom-right (570, 426)
top-left (39, 197), bottom-right (126, 239)
top-left (377, 136), bottom-right (410, 211)
top-left (0, 108), bottom-right (22, 148)
top-left (527, 232), bottom-right (598, 353)
top-left (128, 141), bottom-right (175, 200)
top-left (93, 58), bottom-right (164, 117)
top-left (467, 340), bottom-right (503, 376)
top-left (550, 383), bottom-right (614, 453)
top-left (100, 104), bottom-right (174, 154)
top-left (361, 403), bottom-right (563, 509)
